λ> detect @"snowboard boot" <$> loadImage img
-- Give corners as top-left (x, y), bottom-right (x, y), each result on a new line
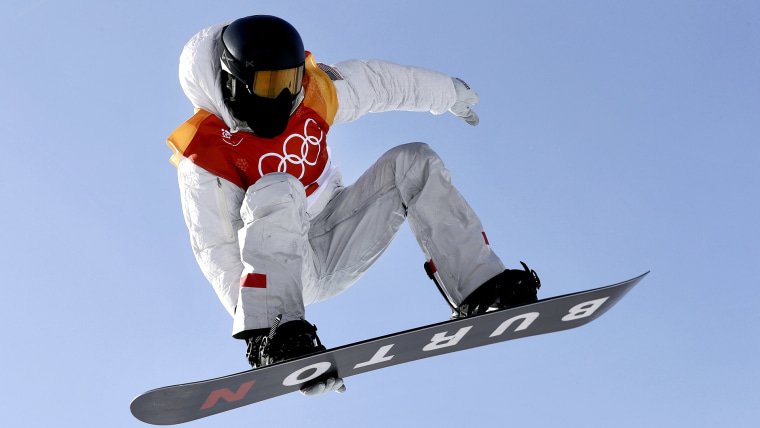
top-left (453, 262), bottom-right (541, 319)
top-left (244, 318), bottom-right (326, 369)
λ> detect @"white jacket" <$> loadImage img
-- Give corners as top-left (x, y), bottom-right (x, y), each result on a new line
top-left (175, 22), bottom-right (458, 318)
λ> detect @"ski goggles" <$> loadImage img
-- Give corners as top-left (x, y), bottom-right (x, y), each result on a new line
top-left (221, 49), bottom-right (304, 99)
top-left (248, 66), bottom-right (304, 99)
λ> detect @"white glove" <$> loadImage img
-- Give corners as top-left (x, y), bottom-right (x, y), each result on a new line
top-left (300, 377), bottom-right (347, 397)
top-left (448, 77), bottom-right (480, 126)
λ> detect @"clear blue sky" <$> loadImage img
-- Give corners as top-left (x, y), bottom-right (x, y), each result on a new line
top-left (1, 1), bottom-right (758, 427)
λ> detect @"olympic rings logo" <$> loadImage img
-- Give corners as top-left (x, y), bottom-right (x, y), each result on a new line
top-left (258, 118), bottom-right (324, 179)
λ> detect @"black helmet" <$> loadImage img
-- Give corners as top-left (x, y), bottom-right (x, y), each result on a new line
top-left (221, 15), bottom-right (305, 76)
top-left (220, 15), bottom-right (306, 138)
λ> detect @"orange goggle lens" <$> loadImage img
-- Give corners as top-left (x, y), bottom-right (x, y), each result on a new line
top-left (251, 66), bottom-right (304, 99)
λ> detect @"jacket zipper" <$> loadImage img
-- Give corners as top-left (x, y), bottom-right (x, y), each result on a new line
top-left (216, 177), bottom-right (235, 240)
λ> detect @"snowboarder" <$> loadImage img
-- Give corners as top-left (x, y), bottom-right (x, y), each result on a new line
top-left (167, 15), bottom-right (540, 394)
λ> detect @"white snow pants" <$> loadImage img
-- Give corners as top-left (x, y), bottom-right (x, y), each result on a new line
top-left (232, 143), bottom-right (505, 336)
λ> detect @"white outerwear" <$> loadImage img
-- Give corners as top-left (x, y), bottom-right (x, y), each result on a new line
top-left (175, 22), bottom-right (502, 335)
top-left (229, 143), bottom-right (505, 335)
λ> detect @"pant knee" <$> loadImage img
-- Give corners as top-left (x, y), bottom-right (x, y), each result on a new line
top-left (251, 172), bottom-right (305, 192)
top-left (386, 142), bottom-right (436, 161)
top-left (384, 142), bottom-right (445, 183)
top-left (242, 173), bottom-right (308, 223)
top-left (384, 141), bottom-right (436, 169)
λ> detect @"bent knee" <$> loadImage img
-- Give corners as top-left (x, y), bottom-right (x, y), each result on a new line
top-left (387, 142), bottom-right (436, 160)
top-left (242, 173), bottom-right (308, 221)
top-left (249, 173), bottom-right (307, 201)
top-left (251, 172), bottom-right (305, 192)
top-left (382, 142), bottom-right (445, 179)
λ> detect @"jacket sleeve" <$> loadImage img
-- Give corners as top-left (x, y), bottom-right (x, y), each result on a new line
top-left (177, 158), bottom-right (246, 317)
top-left (329, 59), bottom-right (458, 124)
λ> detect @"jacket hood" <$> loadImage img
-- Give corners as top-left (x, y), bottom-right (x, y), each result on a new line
top-left (179, 21), bottom-right (247, 132)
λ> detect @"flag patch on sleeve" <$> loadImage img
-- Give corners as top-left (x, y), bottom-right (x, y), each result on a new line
top-left (317, 63), bottom-right (344, 81)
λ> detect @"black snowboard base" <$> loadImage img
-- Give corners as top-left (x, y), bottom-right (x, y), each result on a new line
top-left (131, 272), bottom-right (647, 425)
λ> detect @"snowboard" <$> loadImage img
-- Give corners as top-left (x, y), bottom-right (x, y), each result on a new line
top-left (131, 272), bottom-right (647, 425)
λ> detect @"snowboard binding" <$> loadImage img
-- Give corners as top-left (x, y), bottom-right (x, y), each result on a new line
top-left (425, 261), bottom-right (541, 319)
top-left (245, 316), bottom-right (326, 368)
top-left (454, 262), bottom-right (541, 318)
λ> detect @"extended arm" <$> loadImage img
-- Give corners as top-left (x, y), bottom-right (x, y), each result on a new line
top-left (329, 59), bottom-right (478, 125)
